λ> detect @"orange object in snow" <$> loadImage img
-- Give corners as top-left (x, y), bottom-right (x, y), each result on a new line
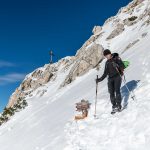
top-left (74, 100), bottom-right (90, 120)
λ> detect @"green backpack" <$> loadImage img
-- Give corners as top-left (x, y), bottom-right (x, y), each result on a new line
top-left (123, 61), bottom-right (130, 69)
top-left (112, 53), bottom-right (130, 69)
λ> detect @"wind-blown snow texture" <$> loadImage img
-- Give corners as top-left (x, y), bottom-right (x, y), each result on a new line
top-left (1, 0), bottom-right (150, 149)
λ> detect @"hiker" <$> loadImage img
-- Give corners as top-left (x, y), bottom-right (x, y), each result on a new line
top-left (96, 49), bottom-right (125, 114)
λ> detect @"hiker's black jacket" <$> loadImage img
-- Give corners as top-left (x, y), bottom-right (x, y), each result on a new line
top-left (98, 58), bottom-right (124, 82)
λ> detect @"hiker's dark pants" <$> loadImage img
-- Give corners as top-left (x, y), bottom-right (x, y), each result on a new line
top-left (108, 75), bottom-right (122, 108)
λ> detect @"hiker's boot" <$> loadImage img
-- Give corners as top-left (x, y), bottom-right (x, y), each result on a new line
top-left (111, 105), bottom-right (118, 114)
top-left (117, 104), bottom-right (122, 112)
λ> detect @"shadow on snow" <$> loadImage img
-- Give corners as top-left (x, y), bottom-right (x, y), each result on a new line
top-left (121, 80), bottom-right (140, 108)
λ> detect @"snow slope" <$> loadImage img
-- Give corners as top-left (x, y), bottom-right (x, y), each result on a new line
top-left (1, 0), bottom-right (150, 150)
top-left (64, 33), bottom-right (150, 150)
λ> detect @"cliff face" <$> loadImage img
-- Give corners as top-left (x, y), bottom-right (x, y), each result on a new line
top-left (7, 56), bottom-right (75, 107)
top-left (7, 0), bottom-right (150, 108)
top-left (7, 42), bottom-right (104, 108)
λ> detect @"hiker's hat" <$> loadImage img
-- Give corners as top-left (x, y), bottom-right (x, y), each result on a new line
top-left (103, 49), bottom-right (111, 56)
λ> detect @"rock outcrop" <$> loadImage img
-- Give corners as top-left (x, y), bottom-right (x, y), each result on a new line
top-left (123, 16), bottom-right (138, 26)
top-left (7, 41), bottom-right (104, 108)
top-left (122, 39), bottom-right (140, 54)
top-left (7, 57), bottom-right (75, 107)
top-left (92, 26), bottom-right (102, 35)
top-left (121, 0), bottom-right (145, 13)
top-left (106, 23), bottom-right (125, 40)
top-left (60, 43), bottom-right (104, 87)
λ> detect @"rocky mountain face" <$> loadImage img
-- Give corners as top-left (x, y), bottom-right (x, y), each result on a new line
top-left (60, 43), bottom-right (104, 87)
top-left (7, 57), bottom-right (74, 107)
top-left (7, 0), bottom-right (149, 109)
top-left (7, 43), bottom-right (104, 108)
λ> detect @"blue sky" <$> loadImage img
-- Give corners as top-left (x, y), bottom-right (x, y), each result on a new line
top-left (0, 0), bottom-right (131, 112)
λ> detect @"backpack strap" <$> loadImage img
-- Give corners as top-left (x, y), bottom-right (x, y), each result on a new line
top-left (112, 58), bottom-right (124, 76)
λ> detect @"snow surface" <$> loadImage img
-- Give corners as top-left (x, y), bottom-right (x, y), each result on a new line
top-left (64, 36), bottom-right (150, 150)
top-left (1, 0), bottom-right (150, 150)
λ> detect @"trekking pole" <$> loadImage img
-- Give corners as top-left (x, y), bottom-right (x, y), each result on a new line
top-left (94, 75), bottom-right (99, 118)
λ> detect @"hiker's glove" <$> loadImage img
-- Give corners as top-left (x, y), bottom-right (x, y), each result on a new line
top-left (96, 78), bottom-right (101, 83)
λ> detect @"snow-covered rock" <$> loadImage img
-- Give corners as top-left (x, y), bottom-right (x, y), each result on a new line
top-left (7, 57), bottom-right (75, 107)
top-left (106, 23), bottom-right (125, 40)
top-left (92, 26), bottom-right (102, 35)
top-left (61, 43), bottom-right (104, 87)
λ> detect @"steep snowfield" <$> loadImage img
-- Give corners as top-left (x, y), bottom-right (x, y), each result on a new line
top-left (64, 34), bottom-right (150, 150)
top-left (1, 0), bottom-right (150, 150)
top-left (0, 63), bottom-right (99, 150)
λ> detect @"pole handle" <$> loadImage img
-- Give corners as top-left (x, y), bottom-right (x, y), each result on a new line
top-left (96, 75), bottom-right (99, 80)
